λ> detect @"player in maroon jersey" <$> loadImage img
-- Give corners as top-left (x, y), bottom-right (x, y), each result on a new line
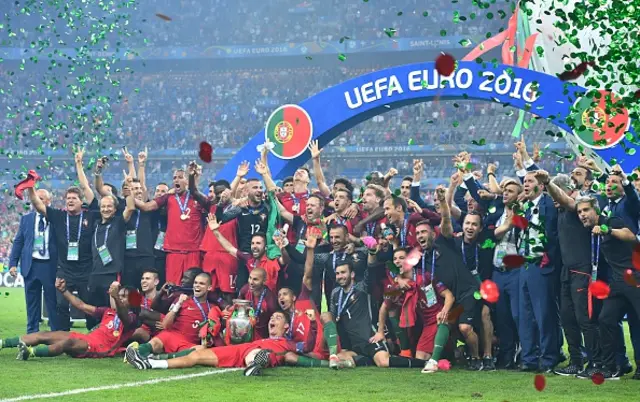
top-left (234, 268), bottom-right (278, 340)
top-left (135, 163), bottom-right (205, 284)
top-left (131, 269), bottom-right (163, 343)
top-left (127, 311), bottom-right (316, 376)
top-left (126, 272), bottom-right (214, 359)
top-left (1, 280), bottom-right (138, 359)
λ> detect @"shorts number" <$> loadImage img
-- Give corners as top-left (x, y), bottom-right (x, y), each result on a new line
top-left (192, 320), bottom-right (201, 329)
top-left (229, 275), bottom-right (237, 289)
top-left (250, 224), bottom-right (261, 234)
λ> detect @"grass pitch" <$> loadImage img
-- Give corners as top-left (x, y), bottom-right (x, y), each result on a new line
top-left (0, 289), bottom-right (637, 402)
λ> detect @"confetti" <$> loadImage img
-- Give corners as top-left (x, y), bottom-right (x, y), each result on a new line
top-left (471, 138), bottom-right (486, 146)
top-left (338, 53), bottom-right (347, 62)
top-left (403, 247), bottom-right (423, 271)
top-left (512, 215), bottom-right (529, 230)
top-left (435, 53), bottom-right (456, 76)
top-left (437, 359), bottom-right (451, 371)
top-left (408, 138), bottom-right (415, 145)
top-left (534, 374), bottom-right (546, 391)
top-left (305, 56), bottom-right (313, 60)
top-left (480, 280), bottom-right (499, 303)
top-left (473, 291), bottom-right (482, 300)
top-left (480, 239), bottom-right (496, 249)
top-left (155, 13), bottom-right (172, 21)
top-left (199, 142), bottom-right (213, 163)
top-left (589, 280), bottom-right (610, 299)
top-left (362, 236), bottom-right (377, 249)
top-left (591, 372), bottom-right (605, 385)
top-left (558, 61), bottom-right (595, 82)
top-left (502, 254), bottom-right (525, 268)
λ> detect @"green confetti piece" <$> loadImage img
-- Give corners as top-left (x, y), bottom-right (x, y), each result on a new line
top-left (397, 11), bottom-right (403, 16)
top-left (481, 239), bottom-right (496, 249)
top-left (384, 28), bottom-right (397, 38)
top-left (440, 29), bottom-right (447, 37)
top-left (471, 138), bottom-right (486, 146)
top-left (474, 291), bottom-right (482, 300)
top-left (488, 206), bottom-right (497, 214)
top-left (599, 224), bottom-right (609, 233)
top-left (422, 11), bottom-right (429, 17)
top-left (338, 53), bottom-right (347, 61)
top-left (408, 138), bottom-right (415, 145)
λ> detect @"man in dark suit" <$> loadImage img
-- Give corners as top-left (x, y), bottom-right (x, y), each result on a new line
top-left (518, 171), bottom-right (560, 372)
top-left (9, 189), bottom-right (60, 333)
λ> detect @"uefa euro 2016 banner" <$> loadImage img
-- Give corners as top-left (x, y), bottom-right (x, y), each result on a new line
top-left (0, 36), bottom-right (474, 61)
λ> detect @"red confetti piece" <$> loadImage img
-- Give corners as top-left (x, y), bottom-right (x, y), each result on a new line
top-left (558, 61), bottom-right (594, 81)
top-left (199, 141), bottom-right (213, 163)
top-left (502, 254), bottom-right (525, 268)
top-left (512, 215), bottom-right (529, 230)
top-left (534, 374), bottom-right (546, 391)
top-left (15, 169), bottom-right (41, 200)
top-left (591, 372), bottom-right (605, 385)
top-left (635, 89), bottom-right (640, 99)
top-left (632, 244), bottom-right (640, 271)
top-left (589, 280), bottom-right (610, 299)
top-left (435, 53), bottom-right (456, 77)
top-left (155, 13), bottom-right (172, 21)
top-left (480, 279), bottom-right (500, 303)
top-left (624, 269), bottom-right (638, 287)
top-left (127, 289), bottom-right (142, 306)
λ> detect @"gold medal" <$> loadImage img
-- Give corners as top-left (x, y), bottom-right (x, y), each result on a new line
top-left (113, 330), bottom-right (120, 337)
top-left (180, 214), bottom-right (188, 221)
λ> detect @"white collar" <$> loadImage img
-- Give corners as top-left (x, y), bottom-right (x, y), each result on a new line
top-left (530, 194), bottom-right (543, 208)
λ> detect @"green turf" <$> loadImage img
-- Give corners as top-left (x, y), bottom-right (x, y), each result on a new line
top-left (0, 289), bottom-right (637, 401)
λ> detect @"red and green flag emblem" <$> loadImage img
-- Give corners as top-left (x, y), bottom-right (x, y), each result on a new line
top-left (571, 90), bottom-right (629, 150)
top-left (265, 104), bottom-right (313, 159)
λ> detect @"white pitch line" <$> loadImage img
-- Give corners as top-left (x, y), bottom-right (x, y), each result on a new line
top-left (0, 368), bottom-right (241, 402)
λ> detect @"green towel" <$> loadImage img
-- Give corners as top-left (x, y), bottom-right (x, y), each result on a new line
top-left (266, 190), bottom-right (282, 260)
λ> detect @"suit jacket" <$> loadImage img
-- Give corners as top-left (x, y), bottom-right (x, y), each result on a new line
top-left (527, 193), bottom-right (560, 274)
top-left (9, 212), bottom-right (58, 278)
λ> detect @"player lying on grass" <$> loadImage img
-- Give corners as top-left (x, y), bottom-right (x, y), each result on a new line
top-left (0, 279), bottom-right (138, 359)
top-left (127, 272), bottom-right (221, 360)
top-left (126, 310), bottom-right (315, 376)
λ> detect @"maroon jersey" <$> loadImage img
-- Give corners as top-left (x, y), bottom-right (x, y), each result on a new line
top-left (289, 286), bottom-right (322, 355)
top-left (171, 297), bottom-right (212, 345)
top-left (155, 192), bottom-right (204, 252)
top-left (238, 284), bottom-right (278, 340)
top-left (89, 307), bottom-right (138, 345)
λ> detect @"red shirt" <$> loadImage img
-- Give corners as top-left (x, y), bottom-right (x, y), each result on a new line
top-left (200, 205), bottom-right (238, 253)
top-left (90, 307), bottom-right (138, 345)
top-left (358, 213), bottom-right (387, 237)
top-left (236, 251), bottom-right (281, 292)
top-left (155, 192), bottom-right (204, 252)
top-left (290, 286), bottom-right (323, 353)
top-left (238, 284), bottom-right (278, 340)
top-left (171, 297), bottom-right (212, 344)
top-left (278, 190), bottom-right (310, 216)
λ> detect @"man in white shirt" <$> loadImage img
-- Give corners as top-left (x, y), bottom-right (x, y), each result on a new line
top-left (9, 189), bottom-right (60, 333)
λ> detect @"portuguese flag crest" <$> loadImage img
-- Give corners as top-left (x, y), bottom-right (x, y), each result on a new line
top-left (265, 104), bottom-right (313, 159)
top-left (571, 90), bottom-right (629, 150)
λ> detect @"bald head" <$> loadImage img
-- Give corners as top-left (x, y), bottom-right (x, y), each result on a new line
top-left (35, 189), bottom-right (52, 207)
top-left (248, 267), bottom-right (267, 293)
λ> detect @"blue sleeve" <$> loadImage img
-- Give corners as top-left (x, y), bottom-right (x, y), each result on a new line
top-left (623, 183), bottom-right (640, 221)
top-left (454, 185), bottom-right (468, 213)
top-left (9, 216), bottom-right (26, 268)
top-left (409, 184), bottom-right (429, 209)
top-left (463, 176), bottom-right (491, 210)
top-left (526, 162), bottom-right (540, 172)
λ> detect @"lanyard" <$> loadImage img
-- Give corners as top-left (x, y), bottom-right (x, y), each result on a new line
top-left (252, 288), bottom-right (267, 317)
top-left (337, 285), bottom-right (355, 318)
top-left (175, 191), bottom-right (190, 214)
top-left (365, 222), bottom-right (376, 236)
top-left (336, 216), bottom-right (347, 226)
top-left (66, 211), bottom-right (84, 243)
top-left (418, 250), bottom-right (436, 285)
top-left (286, 307), bottom-right (296, 339)
top-left (461, 241), bottom-right (480, 279)
top-left (112, 313), bottom-right (120, 331)
top-left (399, 215), bottom-right (409, 247)
top-left (131, 210), bottom-right (140, 230)
top-left (292, 191), bottom-right (309, 207)
top-left (193, 297), bottom-right (210, 321)
top-left (143, 296), bottom-right (149, 310)
top-left (591, 233), bottom-right (600, 281)
top-left (298, 221), bottom-right (307, 241)
top-left (332, 252), bottom-right (345, 273)
top-left (94, 224), bottom-right (111, 248)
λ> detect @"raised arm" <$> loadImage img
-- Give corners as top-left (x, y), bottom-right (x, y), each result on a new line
top-left (301, 235), bottom-right (318, 291)
top-left (230, 161), bottom-right (250, 198)
top-left (436, 187), bottom-right (453, 238)
top-left (494, 207), bottom-right (514, 239)
top-left (137, 147), bottom-right (148, 198)
top-left (486, 163), bottom-right (502, 194)
top-left (309, 140), bottom-right (331, 197)
top-left (410, 159), bottom-right (429, 209)
top-left (208, 214), bottom-right (239, 257)
top-left (447, 173), bottom-right (463, 221)
top-left (188, 169), bottom-right (211, 210)
top-left (122, 147), bottom-right (137, 179)
top-left (56, 278), bottom-right (96, 315)
top-left (134, 198), bottom-right (159, 212)
top-left (162, 294), bottom-right (188, 330)
top-left (74, 148), bottom-right (95, 205)
top-left (255, 158), bottom-right (278, 193)
top-left (272, 193), bottom-right (294, 224)
top-left (94, 156), bottom-right (111, 197)
top-left (121, 172), bottom-right (136, 222)
top-left (535, 170), bottom-right (575, 211)
top-left (27, 187), bottom-right (47, 217)
top-left (108, 282), bottom-right (131, 327)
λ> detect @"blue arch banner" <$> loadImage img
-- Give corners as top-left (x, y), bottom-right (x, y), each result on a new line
top-left (217, 61), bottom-right (638, 181)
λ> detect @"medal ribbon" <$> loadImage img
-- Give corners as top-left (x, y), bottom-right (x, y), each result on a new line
top-left (418, 250), bottom-right (436, 286)
top-left (252, 288), bottom-right (267, 318)
top-left (462, 241), bottom-right (481, 283)
top-left (112, 313), bottom-right (121, 334)
top-left (291, 191), bottom-right (309, 210)
top-left (365, 222), bottom-right (376, 237)
top-left (337, 286), bottom-right (355, 319)
top-left (399, 214), bottom-right (409, 247)
top-left (175, 191), bottom-right (190, 216)
top-left (588, 233), bottom-right (600, 319)
top-left (286, 307), bottom-right (296, 340)
top-left (66, 211), bottom-right (84, 243)
top-left (193, 297), bottom-right (211, 321)
top-left (332, 251), bottom-right (345, 273)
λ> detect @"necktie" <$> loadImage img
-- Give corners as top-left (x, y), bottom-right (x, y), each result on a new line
top-left (38, 215), bottom-right (46, 256)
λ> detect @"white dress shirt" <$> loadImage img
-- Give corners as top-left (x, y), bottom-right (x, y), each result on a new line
top-left (32, 213), bottom-right (50, 260)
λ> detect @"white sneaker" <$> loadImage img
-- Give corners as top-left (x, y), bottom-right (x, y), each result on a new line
top-left (421, 359), bottom-right (438, 374)
top-left (329, 354), bottom-right (340, 369)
